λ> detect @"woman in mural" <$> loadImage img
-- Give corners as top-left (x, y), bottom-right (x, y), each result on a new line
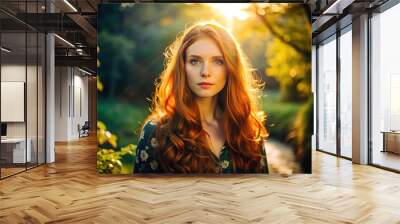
top-left (134, 21), bottom-right (269, 173)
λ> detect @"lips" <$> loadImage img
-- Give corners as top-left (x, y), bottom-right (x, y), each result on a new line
top-left (198, 82), bottom-right (214, 89)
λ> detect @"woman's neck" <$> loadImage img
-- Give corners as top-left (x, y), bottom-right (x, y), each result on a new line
top-left (195, 97), bottom-right (220, 124)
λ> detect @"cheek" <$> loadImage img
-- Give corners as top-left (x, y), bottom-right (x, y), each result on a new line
top-left (216, 68), bottom-right (227, 86)
top-left (185, 65), bottom-right (196, 76)
top-left (185, 65), bottom-right (198, 86)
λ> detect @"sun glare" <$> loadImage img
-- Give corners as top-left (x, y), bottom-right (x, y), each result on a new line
top-left (208, 3), bottom-right (251, 21)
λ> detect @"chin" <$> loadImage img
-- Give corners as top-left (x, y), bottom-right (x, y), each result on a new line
top-left (194, 91), bottom-right (218, 98)
top-left (195, 93), bottom-right (216, 98)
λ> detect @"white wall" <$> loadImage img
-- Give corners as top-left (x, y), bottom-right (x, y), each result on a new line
top-left (1, 63), bottom-right (46, 164)
top-left (55, 66), bottom-right (69, 141)
top-left (312, 45), bottom-right (316, 151)
top-left (1, 65), bottom-right (26, 140)
top-left (55, 67), bottom-right (89, 141)
top-left (1, 65), bottom-right (40, 138)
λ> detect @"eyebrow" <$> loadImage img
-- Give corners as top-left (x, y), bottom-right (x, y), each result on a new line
top-left (187, 55), bottom-right (224, 59)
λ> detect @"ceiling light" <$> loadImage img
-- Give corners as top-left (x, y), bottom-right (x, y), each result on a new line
top-left (63, 0), bottom-right (78, 12)
top-left (1, 47), bottom-right (11, 53)
top-left (322, 0), bottom-right (355, 15)
top-left (54, 34), bottom-right (75, 48)
top-left (78, 67), bottom-right (93, 76)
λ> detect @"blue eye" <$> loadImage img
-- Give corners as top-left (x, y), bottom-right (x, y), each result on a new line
top-left (189, 59), bottom-right (201, 65)
top-left (214, 59), bottom-right (224, 65)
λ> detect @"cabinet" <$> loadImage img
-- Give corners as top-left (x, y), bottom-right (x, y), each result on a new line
top-left (0, 138), bottom-right (32, 164)
top-left (382, 132), bottom-right (400, 154)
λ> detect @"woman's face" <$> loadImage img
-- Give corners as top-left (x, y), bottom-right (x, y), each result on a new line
top-left (185, 37), bottom-right (227, 99)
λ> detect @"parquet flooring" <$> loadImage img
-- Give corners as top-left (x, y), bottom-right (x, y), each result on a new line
top-left (372, 150), bottom-right (400, 171)
top-left (1, 163), bottom-right (45, 178)
top-left (0, 167), bottom-right (25, 178)
top-left (0, 135), bottom-right (400, 223)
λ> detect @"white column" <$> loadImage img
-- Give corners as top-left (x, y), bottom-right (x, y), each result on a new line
top-left (352, 14), bottom-right (369, 164)
top-left (312, 45), bottom-right (317, 151)
top-left (55, 67), bottom-right (74, 141)
top-left (46, 1), bottom-right (55, 163)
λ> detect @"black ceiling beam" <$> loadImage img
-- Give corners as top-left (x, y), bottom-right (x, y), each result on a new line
top-left (1, 12), bottom-right (97, 33)
top-left (55, 47), bottom-right (96, 57)
top-left (55, 55), bottom-right (96, 71)
top-left (2, 13), bottom-right (83, 32)
top-left (66, 13), bottom-right (97, 46)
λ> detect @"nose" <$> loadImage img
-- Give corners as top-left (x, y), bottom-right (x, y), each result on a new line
top-left (201, 62), bottom-right (211, 78)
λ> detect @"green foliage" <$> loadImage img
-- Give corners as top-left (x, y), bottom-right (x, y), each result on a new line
top-left (98, 98), bottom-right (150, 146)
top-left (266, 38), bottom-right (311, 101)
top-left (97, 144), bottom-right (136, 174)
top-left (253, 4), bottom-right (311, 101)
top-left (252, 4), bottom-right (312, 171)
top-left (261, 91), bottom-right (302, 141)
top-left (262, 91), bottom-right (312, 172)
top-left (97, 120), bottom-right (137, 174)
top-left (292, 96), bottom-right (313, 173)
top-left (97, 121), bottom-right (118, 148)
top-left (97, 148), bottom-right (123, 174)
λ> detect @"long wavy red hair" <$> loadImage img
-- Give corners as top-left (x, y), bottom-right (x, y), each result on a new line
top-left (144, 21), bottom-right (268, 173)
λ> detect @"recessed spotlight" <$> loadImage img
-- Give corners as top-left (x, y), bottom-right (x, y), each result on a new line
top-left (63, 0), bottom-right (78, 12)
top-left (54, 34), bottom-right (75, 48)
top-left (1, 47), bottom-right (11, 53)
top-left (78, 67), bottom-right (92, 76)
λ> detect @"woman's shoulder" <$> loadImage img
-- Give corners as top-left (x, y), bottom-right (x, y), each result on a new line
top-left (142, 119), bottom-right (158, 131)
top-left (139, 119), bottom-right (159, 141)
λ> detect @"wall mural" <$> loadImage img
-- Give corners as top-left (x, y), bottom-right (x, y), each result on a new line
top-left (97, 3), bottom-right (312, 175)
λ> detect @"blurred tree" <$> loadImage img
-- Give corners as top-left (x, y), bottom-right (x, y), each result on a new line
top-left (251, 3), bottom-right (311, 102)
top-left (98, 31), bottom-right (135, 98)
top-left (233, 17), bottom-right (279, 89)
top-left (250, 3), bottom-right (312, 172)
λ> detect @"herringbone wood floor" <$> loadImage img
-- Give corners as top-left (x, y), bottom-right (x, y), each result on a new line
top-left (1, 136), bottom-right (400, 224)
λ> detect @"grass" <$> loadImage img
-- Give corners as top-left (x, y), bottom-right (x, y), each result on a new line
top-left (260, 90), bottom-right (303, 142)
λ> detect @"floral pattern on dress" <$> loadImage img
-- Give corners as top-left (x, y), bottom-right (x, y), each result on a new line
top-left (150, 138), bottom-right (159, 148)
top-left (150, 160), bottom-right (158, 170)
top-left (140, 150), bottom-right (149, 162)
top-left (220, 160), bottom-right (230, 169)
